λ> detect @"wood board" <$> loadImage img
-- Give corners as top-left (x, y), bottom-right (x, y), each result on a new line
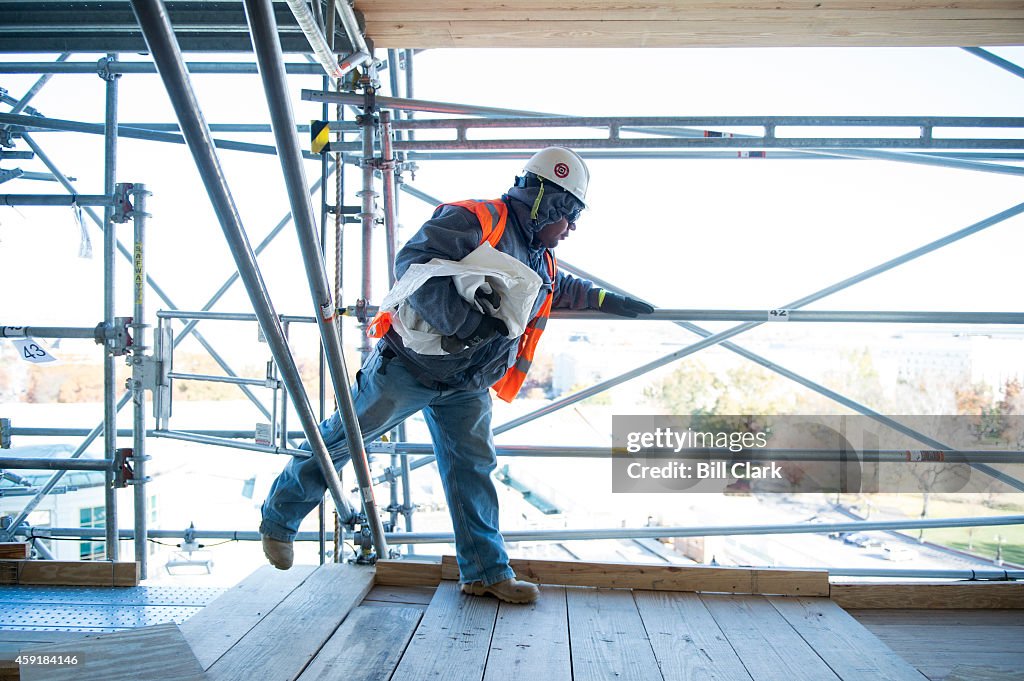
top-left (483, 585), bottom-right (570, 681)
top-left (297, 605), bottom-right (421, 681)
top-left (0, 560), bottom-right (139, 587)
top-left (701, 593), bottom-right (843, 681)
top-left (390, 580), bottom-right (498, 681)
top-left (374, 559), bottom-right (442, 587)
top-left (440, 554), bottom-right (829, 596)
top-left (633, 589), bottom-right (755, 680)
top-left (769, 596), bottom-right (927, 680)
top-left (566, 587), bottom-right (663, 681)
top-left (19, 622), bottom-right (206, 681)
top-left (830, 582), bottom-right (1024, 609)
top-left (181, 564), bottom-right (316, 669)
top-left (204, 563), bottom-right (374, 681)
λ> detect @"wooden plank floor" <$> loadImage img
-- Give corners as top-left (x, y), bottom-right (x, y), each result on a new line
top-left (849, 609), bottom-right (1024, 681)
top-left (10, 564), bottom-right (1019, 681)
top-left (171, 566), bottom-right (988, 681)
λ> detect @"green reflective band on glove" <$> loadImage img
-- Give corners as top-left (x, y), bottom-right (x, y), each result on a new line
top-left (597, 290), bottom-right (655, 318)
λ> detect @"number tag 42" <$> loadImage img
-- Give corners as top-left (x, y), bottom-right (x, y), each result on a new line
top-left (13, 338), bottom-right (59, 364)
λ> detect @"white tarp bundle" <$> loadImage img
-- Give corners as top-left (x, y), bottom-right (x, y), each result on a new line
top-left (379, 242), bottom-right (542, 355)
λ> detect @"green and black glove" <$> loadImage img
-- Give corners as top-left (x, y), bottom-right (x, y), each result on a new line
top-left (596, 290), bottom-right (655, 318)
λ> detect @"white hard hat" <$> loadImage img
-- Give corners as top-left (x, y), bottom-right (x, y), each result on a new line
top-left (523, 147), bottom-right (590, 207)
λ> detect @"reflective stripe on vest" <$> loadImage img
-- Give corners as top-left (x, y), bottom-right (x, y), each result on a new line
top-left (491, 248), bottom-right (554, 402)
top-left (367, 198), bottom-right (554, 402)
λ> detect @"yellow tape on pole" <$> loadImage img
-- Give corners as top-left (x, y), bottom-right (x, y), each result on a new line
top-left (311, 120), bottom-right (331, 154)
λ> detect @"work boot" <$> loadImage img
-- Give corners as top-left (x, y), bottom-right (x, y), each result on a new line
top-left (261, 534), bottom-right (293, 570)
top-left (461, 577), bottom-right (539, 604)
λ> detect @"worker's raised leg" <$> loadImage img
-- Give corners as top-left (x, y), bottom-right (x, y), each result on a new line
top-left (423, 389), bottom-right (515, 587)
top-left (260, 345), bottom-right (430, 545)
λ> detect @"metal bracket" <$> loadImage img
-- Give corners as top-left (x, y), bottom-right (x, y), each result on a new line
top-left (353, 299), bottom-right (370, 324)
top-left (326, 204), bottom-right (360, 216)
top-left (114, 448), bottom-right (134, 488)
top-left (366, 441), bottom-right (397, 455)
top-left (152, 323), bottom-right (173, 425)
top-left (138, 354), bottom-right (166, 392)
top-left (96, 57), bottom-right (121, 83)
top-left (0, 515), bottom-right (14, 543)
top-left (351, 525), bottom-right (377, 565)
top-left (0, 168), bottom-right (23, 185)
top-left (0, 418), bottom-right (10, 449)
top-left (111, 182), bottom-right (135, 223)
top-left (106, 316), bottom-right (134, 356)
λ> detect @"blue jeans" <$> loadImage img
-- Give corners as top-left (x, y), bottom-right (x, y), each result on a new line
top-left (260, 344), bottom-right (514, 586)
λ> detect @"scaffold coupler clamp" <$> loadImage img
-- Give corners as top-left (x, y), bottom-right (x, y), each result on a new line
top-left (353, 299), bottom-right (370, 325)
top-left (114, 447), bottom-right (134, 488)
top-left (96, 56), bottom-right (121, 83)
top-left (111, 182), bottom-right (136, 223)
top-left (100, 316), bottom-right (133, 356)
top-left (0, 418), bottom-right (10, 449)
top-left (352, 524), bottom-right (377, 565)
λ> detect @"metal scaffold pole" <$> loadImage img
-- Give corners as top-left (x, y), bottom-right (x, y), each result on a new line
top-left (243, 0), bottom-right (388, 559)
top-left (101, 52), bottom-right (120, 561)
top-left (129, 183), bottom-right (150, 578)
top-left (129, 0), bottom-right (357, 528)
top-left (358, 77), bottom-right (377, 359)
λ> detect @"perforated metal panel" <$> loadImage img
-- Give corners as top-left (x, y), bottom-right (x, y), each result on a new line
top-left (0, 585), bottom-right (224, 632)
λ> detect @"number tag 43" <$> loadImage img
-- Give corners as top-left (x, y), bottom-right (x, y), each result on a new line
top-left (13, 338), bottom-right (59, 364)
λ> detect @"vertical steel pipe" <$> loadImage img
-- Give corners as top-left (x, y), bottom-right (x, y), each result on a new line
top-left (358, 93), bottom-right (377, 358)
top-left (101, 52), bottom-right (120, 561)
top-left (379, 109), bottom-right (404, 529)
top-left (130, 183), bottom-right (150, 578)
top-left (129, 0), bottom-right (357, 525)
top-left (399, 48), bottom-right (415, 531)
top-left (379, 111), bottom-right (399, 286)
top-left (244, 0), bottom-right (388, 560)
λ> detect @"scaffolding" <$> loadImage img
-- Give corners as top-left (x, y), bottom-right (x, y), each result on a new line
top-left (0, 1), bottom-right (1022, 583)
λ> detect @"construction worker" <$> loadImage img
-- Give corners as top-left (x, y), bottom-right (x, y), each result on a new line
top-left (259, 147), bottom-right (654, 603)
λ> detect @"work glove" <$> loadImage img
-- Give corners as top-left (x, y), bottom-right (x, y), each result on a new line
top-left (441, 315), bottom-right (509, 354)
top-left (596, 290), bottom-right (655, 318)
top-left (475, 286), bottom-right (501, 314)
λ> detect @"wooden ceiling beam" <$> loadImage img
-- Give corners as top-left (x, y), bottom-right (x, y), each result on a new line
top-left (356, 1), bottom-right (1024, 48)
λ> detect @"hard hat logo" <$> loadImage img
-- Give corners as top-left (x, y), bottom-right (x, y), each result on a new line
top-left (522, 146), bottom-right (590, 207)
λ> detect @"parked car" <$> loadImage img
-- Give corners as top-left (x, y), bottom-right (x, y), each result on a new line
top-left (843, 532), bottom-right (883, 548)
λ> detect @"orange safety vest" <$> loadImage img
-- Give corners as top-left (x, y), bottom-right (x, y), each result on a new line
top-left (367, 198), bottom-right (555, 402)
